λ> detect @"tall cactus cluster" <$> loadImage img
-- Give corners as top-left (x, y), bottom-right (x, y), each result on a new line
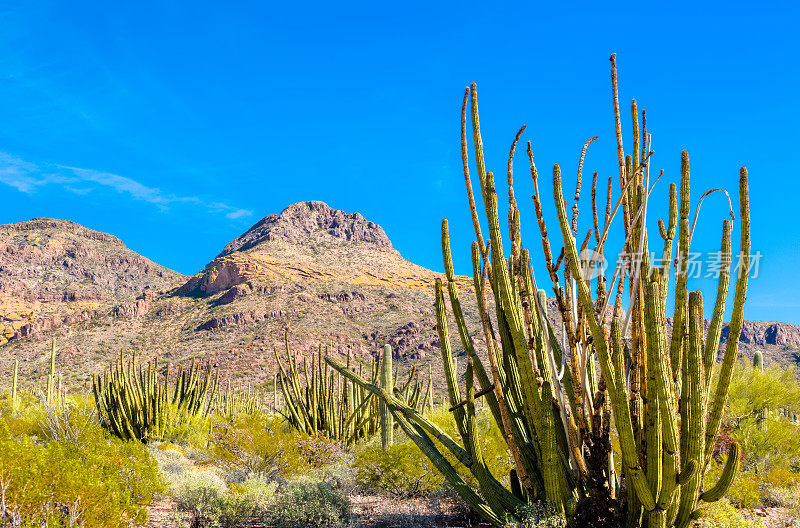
top-left (93, 353), bottom-right (218, 442)
top-left (276, 334), bottom-right (427, 448)
top-left (326, 55), bottom-right (751, 527)
top-left (214, 380), bottom-right (267, 420)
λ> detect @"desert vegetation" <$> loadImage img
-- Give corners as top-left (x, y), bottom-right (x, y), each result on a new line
top-left (0, 55), bottom-right (796, 528)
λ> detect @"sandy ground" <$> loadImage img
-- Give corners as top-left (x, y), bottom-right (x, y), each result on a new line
top-left (145, 493), bottom-right (486, 528)
top-left (742, 507), bottom-right (799, 528)
top-left (146, 497), bottom-right (797, 528)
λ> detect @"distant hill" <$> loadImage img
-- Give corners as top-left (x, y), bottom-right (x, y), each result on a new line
top-left (0, 205), bottom-right (796, 393)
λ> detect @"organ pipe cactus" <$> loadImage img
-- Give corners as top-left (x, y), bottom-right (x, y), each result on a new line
top-left (276, 333), bottom-right (425, 447)
top-left (93, 352), bottom-right (218, 442)
top-left (326, 54), bottom-right (750, 527)
top-left (214, 381), bottom-right (265, 420)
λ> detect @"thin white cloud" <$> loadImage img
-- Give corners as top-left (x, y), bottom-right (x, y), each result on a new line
top-left (225, 208), bottom-right (252, 219)
top-left (0, 152), bottom-right (253, 220)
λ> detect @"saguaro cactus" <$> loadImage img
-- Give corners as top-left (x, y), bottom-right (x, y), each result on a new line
top-left (11, 359), bottom-right (19, 411)
top-left (46, 338), bottom-right (56, 405)
top-left (381, 344), bottom-right (394, 451)
top-left (753, 351), bottom-right (764, 372)
top-left (326, 55), bottom-right (750, 527)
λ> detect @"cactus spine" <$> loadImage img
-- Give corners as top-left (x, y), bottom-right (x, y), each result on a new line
top-left (753, 351), bottom-right (764, 372)
top-left (380, 344), bottom-right (394, 451)
top-left (325, 55), bottom-right (750, 527)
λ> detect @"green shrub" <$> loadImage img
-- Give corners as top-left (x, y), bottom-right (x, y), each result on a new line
top-left (0, 415), bottom-right (164, 527)
top-left (352, 407), bottom-right (511, 498)
top-left (207, 412), bottom-right (346, 481)
top-left (695, 498), bottom-right (763, 528)
top-left (513, 502), bottom-right (567, 527)
top-left (171, 470), bottom-right (228, 526)
top-left (263, 478), bottom-right (349, 528)
top-left (354, 440), bottom-right (445, 497)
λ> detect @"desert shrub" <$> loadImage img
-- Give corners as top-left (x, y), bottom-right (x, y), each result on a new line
top-left (218, 477), bottom-right (277, 527)
top-left (262, 478), bottom-right (349, 528)
top-left (171, 470), bottom-right (228, 527)
top-left (694, 498), bottom-right (762, 528)
top-left (721, 361), bottom-right (800, 474)
top-left (763, 484), bottom-right (800, 511)
top-left (705, 360), bottom-right (800, 507)
top-left (207, 412), bottom-right (346, 482)
top-left (704, 457), bottom-right (761, 509)
top-left (513, 502), bottom-right (567, 527)
top-left (352, 406), bottom-right (511, 497)
top-left (354, 440), bottom-right (445, 497)
top-left (0, 417), bottom-right (164, 527)
top-left (725, 362), bottom-right (800, 421)
top-left (34, 392), bottom-right (98, 445)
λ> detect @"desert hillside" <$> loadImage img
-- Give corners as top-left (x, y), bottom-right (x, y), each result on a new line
top-left (0, 203), bottom-right (796, 393)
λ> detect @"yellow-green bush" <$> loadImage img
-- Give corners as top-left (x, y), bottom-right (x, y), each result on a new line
top-left (695, 498), bottom-right (763, 528)
top-left (264, 478), bottom-right (349, 528)
top-left (352, 407), bottom-right (512, 497)
top-left (0, 414), bottom-right (164, 527)
top-left (353, 440), bottom-right (445, 497)
top-left (207, 412), bottom-right (343, 480)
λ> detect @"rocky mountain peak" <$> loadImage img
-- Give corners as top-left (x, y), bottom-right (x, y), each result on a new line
top-left (1, 218), bottom-right (125, 246)
top-left (218, 201), bottom-right (398, 257)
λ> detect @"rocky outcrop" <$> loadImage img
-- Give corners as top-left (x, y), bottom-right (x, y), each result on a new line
top-left (112, 298), bottom-right (151, 318)
top-left (377, 321), bottom-right (440, 360)
top-left (722, 320), bottom-right (800, 347)
top-left (197, 310), bottom-right (287, 331)
top-left (16, 309), bottom-right (97, 339)
top-left (217, 284), bottom-right (252, 305)
top-left (219, 201), bottom-right (398, 256)
top-left (319, 291), bottom-right (366, 303)
top-left (176, 253), bottom-right (266, 297)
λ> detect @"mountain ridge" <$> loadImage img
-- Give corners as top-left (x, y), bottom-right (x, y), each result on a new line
top-left (0, 203), bottom-right (797, 393)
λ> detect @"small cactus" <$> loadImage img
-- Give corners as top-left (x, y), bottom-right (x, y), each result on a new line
top-left (11, 359), bottom-right (19, 411)
top-left (753, 350), bottom-right (764, 371)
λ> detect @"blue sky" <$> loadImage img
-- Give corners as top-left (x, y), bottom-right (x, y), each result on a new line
top-left (0, 1), bottom-right (798, 324)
